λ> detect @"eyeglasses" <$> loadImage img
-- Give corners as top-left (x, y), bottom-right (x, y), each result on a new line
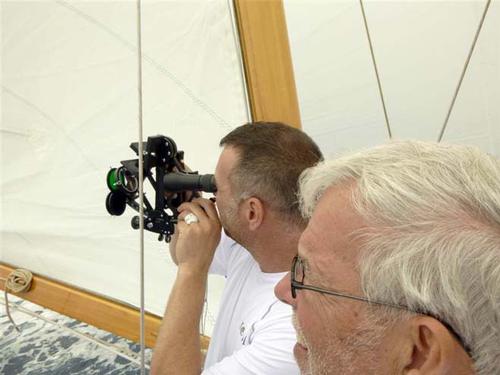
top-left (290, 255), bottom-right (471, 355)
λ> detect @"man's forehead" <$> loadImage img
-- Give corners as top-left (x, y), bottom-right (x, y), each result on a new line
top-left (216, 146), bottom-right (239, 174)
top-left (305, 185), bottom-right (354, 231)
top-left (299, 184), bottom-right (362, 264)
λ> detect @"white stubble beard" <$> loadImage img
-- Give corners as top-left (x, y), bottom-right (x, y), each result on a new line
top-left (292, 310), bottom-right (390, 375)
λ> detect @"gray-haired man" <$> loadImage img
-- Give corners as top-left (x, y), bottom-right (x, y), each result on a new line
top-left (275, 141), bottom-right (500, 375)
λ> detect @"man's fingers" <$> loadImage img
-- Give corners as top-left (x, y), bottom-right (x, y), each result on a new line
top-left (187, 203), bottom-right (210, 222)
top-left (176, 221), bottom-right (189, 236)
top-left (178, 198), bottom-right (219, 223)
top-left (191, 198), bottom-right (219, 221)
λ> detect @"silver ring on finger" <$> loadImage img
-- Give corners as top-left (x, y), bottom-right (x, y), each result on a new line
top-left (184, 213), bottom-right (199, 225)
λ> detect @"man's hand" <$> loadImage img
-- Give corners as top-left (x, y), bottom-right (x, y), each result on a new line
top-left (176, 198), bottom-right (221, 274)
top-left (151, 198), bottom-right (221, 375)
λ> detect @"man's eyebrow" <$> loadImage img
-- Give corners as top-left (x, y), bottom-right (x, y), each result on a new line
top-left (301, 257), bottom-right (325, 285)
top-left (300, 255), bottom-right (311, 273)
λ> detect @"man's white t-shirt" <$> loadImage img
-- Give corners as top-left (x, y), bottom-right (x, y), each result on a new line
top-left (202, 233), bottom-right (299, 375)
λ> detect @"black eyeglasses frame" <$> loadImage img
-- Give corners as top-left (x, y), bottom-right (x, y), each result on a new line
top-left (290, 255), bottom-right (471, 355)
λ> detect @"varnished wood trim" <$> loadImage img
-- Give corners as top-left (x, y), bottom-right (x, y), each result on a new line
top-left (234, 0), bottom-right (302, 129)
top-left (0, 263), bottom-right (210, 350)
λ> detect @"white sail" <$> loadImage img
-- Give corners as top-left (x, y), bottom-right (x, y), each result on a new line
top-left (1, 0), bottom-right (249, 334)
top-left (285, 0), bottom-right (499, 157)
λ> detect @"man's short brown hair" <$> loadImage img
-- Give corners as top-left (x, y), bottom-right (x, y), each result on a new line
top-left (220, 122), bottom-right (322, 226)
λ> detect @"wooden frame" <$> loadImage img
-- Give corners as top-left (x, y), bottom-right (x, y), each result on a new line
top-left (0, 263), bottom-right (161, 348)
top-left (0, 0), bottom-right (300, 349)
top-left (234, 0), bottom-right (302, 129)
top-left (0, 263), bottom-right (210, 350)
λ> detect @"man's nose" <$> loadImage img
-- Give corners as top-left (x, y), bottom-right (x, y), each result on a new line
top-left (275, 272), bottom-right (295, 307)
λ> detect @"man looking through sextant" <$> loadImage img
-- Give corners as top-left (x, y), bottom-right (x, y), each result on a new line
top-left (151, 122), bottom-right (323, 374)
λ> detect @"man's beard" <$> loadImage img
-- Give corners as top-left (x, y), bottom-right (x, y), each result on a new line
top-left (293, 311), bottom-right (390, 375)
top-left (219, 199), bottom-right (247, 245)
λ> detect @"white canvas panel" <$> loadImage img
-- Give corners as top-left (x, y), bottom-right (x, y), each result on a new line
top-left (285, 0), bottom-right (389, 157)
top-left (285, 0), bottom-right (499, 157)
top-left (441, 1), bottom-right (500, 155)
top-left (361, 0), bottom-right (496, 143)
top-left (1, 0), bottom-right (249, 333)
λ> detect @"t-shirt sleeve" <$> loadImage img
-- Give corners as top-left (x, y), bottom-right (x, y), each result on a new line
top-left (208, 231), bottom-right (238, 277)
top-left (201, 302), bottom-right (299, 375)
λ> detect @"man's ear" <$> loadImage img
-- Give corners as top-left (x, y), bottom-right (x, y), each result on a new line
top-left (403, 316), bottom-right (473, 375)
top-left (242, 197), bottom-right (264, 231)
